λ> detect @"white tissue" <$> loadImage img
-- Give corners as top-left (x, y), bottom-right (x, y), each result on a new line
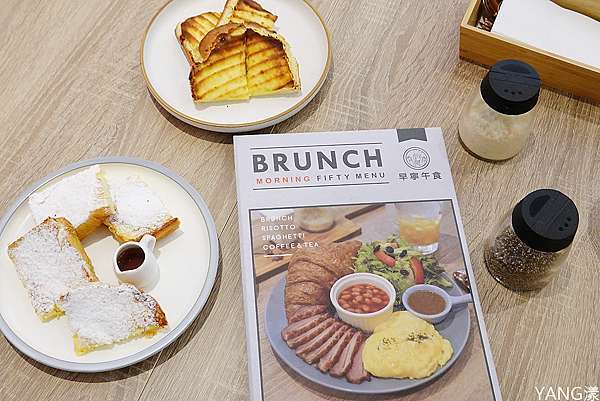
top-left (492, 0), bottom-right (600, 69)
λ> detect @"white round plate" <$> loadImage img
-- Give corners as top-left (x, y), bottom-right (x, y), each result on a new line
top-left (0, 157), bottom-right (219, 372)
top-left (141, 0), bottom-right (331, 133)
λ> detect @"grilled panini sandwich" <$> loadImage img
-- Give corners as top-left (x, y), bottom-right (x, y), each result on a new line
top-left (245, 23), bottom-right (300, 96)
top-left (190, 23), bottom-right (300, 102)
top-left (217, 0), bottom-right (298, 96)
top-left (177, 0), bottom-right (300, 102)
top-left (189, 23), bottom-right (250, 102)
top-left (59, 283), bottom-right (167, 355)
top-left (176, 0), bottom-right (275, 66)
top-left (176, 12), bottom-right (221, 65)
top-left (8, 218), bottom-right (98, 321)
top-left (218, 0), bottom-right (277, 30)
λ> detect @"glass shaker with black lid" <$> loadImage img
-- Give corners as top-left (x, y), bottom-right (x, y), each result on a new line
top-left (459, 60), bottom-right (541, 161)
top-left (484, 189), bottom-right (578, 291)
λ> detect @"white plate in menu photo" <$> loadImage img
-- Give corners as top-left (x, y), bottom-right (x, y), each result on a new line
top-left (141, 0), bottom-right (331, 133)
top-left (0, 157), bottom-right (219, 372)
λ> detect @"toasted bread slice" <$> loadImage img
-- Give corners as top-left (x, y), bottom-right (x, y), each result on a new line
top-left (190, 23), bottom-right (250, 102)
top-left (176, 12), bottom-right (221, 65)
top-left (7, 217), bottom-right (98, 321)
top-left (28, 165), bottom-right (114, 239)
top-left (59, 283), bottom-right (167, 355)
top-left (218, 0), bottom-right (277, 30)
top-left (190, 23), bottom-right (300, 102)
top-left (174, 0), bottom-right (275, 65)
top-left (105, 175), bottom-right (179, 243)
top-left (245, 23), bottom-right (300, 96)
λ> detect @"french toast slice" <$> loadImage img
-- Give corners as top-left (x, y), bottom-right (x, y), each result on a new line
top-left (218, 0), bottom-right (277, 30)
top-left (59, 283), bottom-right (168, 355)
top-left (104, 175), bottom-right (180, 243)
top-left (7, 217), bottom-right (98, 321)
top-left (28, 165), bottom-right (114, 239)
top-left (245, 23), bottom-right (300, 96)
top-left (176, 12), bottom-right (221, 65)
top-left (190, 23), bottom-right (250, 102)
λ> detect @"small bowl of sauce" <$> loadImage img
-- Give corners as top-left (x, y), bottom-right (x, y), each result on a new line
top-left (117, 246), bottom-right (146, 271)
top-left (402, 284), bottom-right (472, 324)
top-left (113, 235), bottom-right (159, 290)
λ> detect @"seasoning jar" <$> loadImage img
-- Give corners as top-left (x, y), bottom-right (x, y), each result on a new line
top-left (484, 189), bottom-right (578, 291)
top-left (459, 60), bottom-right (541, 161)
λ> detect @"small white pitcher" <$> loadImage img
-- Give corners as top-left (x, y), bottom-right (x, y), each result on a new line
top-left (113, 235), bottom-right (159, 291)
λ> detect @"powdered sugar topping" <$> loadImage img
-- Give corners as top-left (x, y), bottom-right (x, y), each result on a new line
top-left (60, 283), bottom-right (162, 346)
top-left (28, 165), bottom-right (111, 229)
top-left (107, 176), bottom-right (173, 238)
top-left (8, 219), bottom-right (93, 316)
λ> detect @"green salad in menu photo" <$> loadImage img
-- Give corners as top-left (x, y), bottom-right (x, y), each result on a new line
top-left (354, 235), bottom-right (452, 307)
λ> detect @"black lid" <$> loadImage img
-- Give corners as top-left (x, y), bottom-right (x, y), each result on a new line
top-left (511, 189), bottom-right (578, 252)
top-left (480, 60), bottom-right (541, 115)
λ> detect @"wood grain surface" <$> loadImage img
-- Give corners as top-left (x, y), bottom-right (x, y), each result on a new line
top-left (0, 0), bottom-right (599, 401)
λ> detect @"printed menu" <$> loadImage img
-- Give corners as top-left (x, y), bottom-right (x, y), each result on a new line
top-left (234, 128), bottom-right (503, 401)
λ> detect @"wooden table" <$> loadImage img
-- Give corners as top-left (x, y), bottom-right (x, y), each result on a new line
top-left (0, 0), bottom-right (598, 400)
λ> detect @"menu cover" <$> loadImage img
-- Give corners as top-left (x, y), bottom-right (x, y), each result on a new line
top-left (234, 128), bottom-right (503, 401)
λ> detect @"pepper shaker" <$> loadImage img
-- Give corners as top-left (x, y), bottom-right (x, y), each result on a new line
top-left (459, 60), bottom-right (541, 161)
top-left (484, 189), bottom-right (578, 291)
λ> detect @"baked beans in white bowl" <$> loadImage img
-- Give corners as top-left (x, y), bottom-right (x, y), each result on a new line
top-left (330, 273), bottom-right (396, 332)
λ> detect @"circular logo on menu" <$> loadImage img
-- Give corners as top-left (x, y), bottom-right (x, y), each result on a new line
top-left (403, 147), bottom-right (430, 170)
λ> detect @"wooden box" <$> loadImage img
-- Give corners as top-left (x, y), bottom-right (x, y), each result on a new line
top-left (459, 0), bottom-right (600, 103)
